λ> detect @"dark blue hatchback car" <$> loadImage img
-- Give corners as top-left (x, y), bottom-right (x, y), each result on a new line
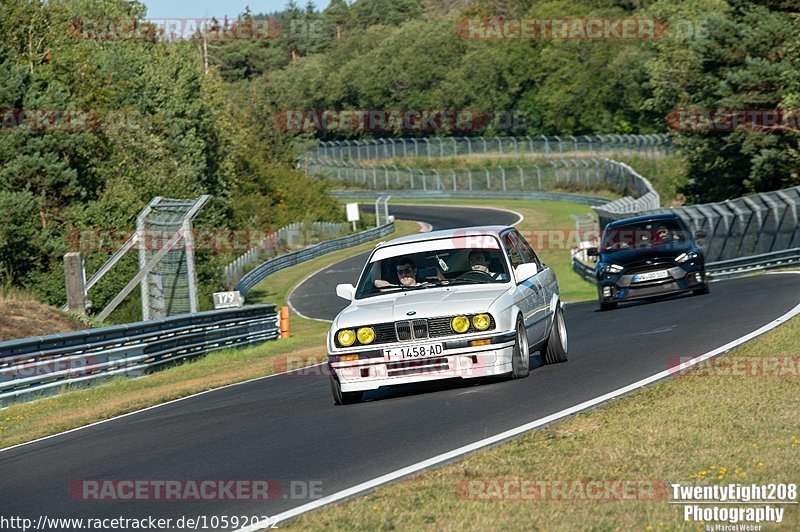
top-left (588, 213), bottom-right (709, 310)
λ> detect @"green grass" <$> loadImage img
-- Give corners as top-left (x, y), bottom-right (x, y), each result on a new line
top-left (286, 312), bottom-right (800, 531)
top-left (611, 154), bottom-right (689, 206)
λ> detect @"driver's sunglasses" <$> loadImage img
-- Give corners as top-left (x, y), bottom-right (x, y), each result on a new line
top-left (396, 266), bottom-right (414, 276)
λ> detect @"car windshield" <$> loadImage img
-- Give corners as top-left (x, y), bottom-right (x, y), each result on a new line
top-left (355, 246), bottom-right (510, 299)
top-left (602, 219), bottom-right (689, 251)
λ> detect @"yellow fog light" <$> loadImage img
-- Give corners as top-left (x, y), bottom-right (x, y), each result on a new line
top-left (357, 327), bottom-right (375, 344)
top-left (337, 329), bottom-right (356, 347)
top-left (472, 314), bottom-right (491, 331)
top-left (451, 315), bottom-right (470, 333)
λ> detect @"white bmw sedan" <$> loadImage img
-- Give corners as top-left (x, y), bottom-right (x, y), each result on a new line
top-left (328, 226), bottom-right (568, 404)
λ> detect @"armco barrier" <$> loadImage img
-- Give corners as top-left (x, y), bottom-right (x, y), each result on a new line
top-left (236, 222), bottom-right (395, 296)
top-left (0, 305), bottom-right (278, 406)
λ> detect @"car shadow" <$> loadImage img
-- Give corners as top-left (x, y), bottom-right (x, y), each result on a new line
top-left (592, 290), bottom-right (699, 313)
top-left (354, 352), bottom-right (546, 404)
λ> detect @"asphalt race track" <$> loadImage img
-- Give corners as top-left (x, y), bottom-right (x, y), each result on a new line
top-left (1, 205), bottom-right (798, 530)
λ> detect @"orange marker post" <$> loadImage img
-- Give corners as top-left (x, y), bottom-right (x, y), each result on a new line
top-left (279, 306), bottom-right (290, 338)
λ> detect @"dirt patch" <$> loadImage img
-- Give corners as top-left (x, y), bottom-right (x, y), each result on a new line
top-left (0, 295), bottom-right (87, 342)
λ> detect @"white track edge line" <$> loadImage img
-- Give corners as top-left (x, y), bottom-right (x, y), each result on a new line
top-left (237, 298), bottom-right (800, 531)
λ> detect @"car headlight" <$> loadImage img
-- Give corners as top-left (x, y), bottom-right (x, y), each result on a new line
top-left (337, 329), bottom-right (356, 347)
top-left (472, 314), bottom-right (491, 331)
top-left (451, 315), bottom-right (470, 333)
top-left (675, 252), bottom-right (698, 263)
top-left (356, 327), bottom-right (375, 344)
top-left (600, 263), bottom-right (624, 274)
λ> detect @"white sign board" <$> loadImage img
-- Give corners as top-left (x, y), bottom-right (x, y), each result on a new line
top-left (346, 203), bottom-right (360, 222)
top-left (213, 291), bottom-right (244, 309)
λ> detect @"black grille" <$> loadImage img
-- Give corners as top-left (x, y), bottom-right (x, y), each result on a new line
top-left (373, 323), bottom-right (397, 344)
top-left (395, 321), bottom-right (412, 341)
top-left (412, 319), bottom-right (429, 339)
top-left (428, 317), bottom-right (453, 337)
top-left (625, 261), bottom-right (675, 275)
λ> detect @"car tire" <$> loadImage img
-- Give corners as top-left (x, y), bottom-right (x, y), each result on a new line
top-left (599, 300), bottom-right (618, 311)
top-left (511, 316), bottom-right (530, 379)
top-left (330, 374), bottom-right (363, 405)
top-left (541, 307), bottom-right (568, 364)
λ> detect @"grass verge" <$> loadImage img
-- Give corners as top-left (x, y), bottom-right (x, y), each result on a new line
top-left (0, 221), bottom-right (421, 449)
top-left (286, 311), bottom-right (800, 531)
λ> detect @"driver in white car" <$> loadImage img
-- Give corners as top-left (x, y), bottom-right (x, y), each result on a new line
top-left (468, 250), bottom-right (502, 279)
top-left (374, 256), bottom-right (445, 289)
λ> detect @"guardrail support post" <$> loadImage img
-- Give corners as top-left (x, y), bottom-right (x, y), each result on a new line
top-left (64, 252), bottom-right (87, 314)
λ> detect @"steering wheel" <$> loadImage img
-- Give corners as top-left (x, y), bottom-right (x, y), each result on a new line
top-left (456, 270), bottom-right (495, 281)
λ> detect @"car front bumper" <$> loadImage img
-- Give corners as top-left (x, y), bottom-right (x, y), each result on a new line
top-left (329, 331), bottom-right (516, 392)
top-left (598, 265), bottom-right (707, 303)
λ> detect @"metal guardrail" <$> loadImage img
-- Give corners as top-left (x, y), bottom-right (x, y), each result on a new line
top-left (705, 247), bottom-right (800, 278)
top-left (236, 222), bottom-right (395, 296)
top-left (223, 221), bottom-right (349, 288)
top-left (0, 305), bottom-right (279, 406)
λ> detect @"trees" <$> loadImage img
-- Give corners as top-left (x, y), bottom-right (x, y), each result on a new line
top-left (646, 0), bottom-right (800, 201)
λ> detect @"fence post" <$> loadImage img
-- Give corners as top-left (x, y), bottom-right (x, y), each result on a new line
top-left (64, 252), bottom-right (87, 314)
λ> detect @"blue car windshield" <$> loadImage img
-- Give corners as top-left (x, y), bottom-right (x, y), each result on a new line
top-left (356, 247), bottom-right (510, 299)
top-left (602, 220), bottom-right (689, 251)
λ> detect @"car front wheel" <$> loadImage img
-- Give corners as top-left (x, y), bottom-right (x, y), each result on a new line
top-left (330, 372), bottom-right (363, 405)
top-left (541, 307), bottom-right (568, 364)
top-left (511, 316), bottom-right (530, 379)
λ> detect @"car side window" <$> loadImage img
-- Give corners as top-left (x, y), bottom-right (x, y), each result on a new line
top-left (513, 230), bottom-right (542, 268)
top-left (502, 232), bottom-right (524, 268)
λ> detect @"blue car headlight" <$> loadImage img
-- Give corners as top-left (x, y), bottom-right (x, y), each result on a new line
top-left (675, 252), bottom-right (698, 263)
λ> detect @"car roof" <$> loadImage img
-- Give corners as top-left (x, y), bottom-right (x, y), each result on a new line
top-left (378, 225), bottom-right (512, 247)
top-left (605, 212), bottom-right (681, 228)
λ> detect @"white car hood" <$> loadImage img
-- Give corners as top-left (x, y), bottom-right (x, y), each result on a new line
top-left (335, 285), bottom-right (508, 328)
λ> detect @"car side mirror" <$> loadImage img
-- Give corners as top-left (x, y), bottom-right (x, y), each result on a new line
top-left (514, 263), bottom-right (538, 282)
top-left (694, 230), bottom-right (707, 240)
top-left (336, 283), bottom-right (355, 301)
top-left (586, 247), bottom-right (599, 257)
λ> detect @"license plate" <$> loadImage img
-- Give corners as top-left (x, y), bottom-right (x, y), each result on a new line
top-left (386, 343), bottom-right (444, 360)
top-left (633, 270), bottom-right (669, 283)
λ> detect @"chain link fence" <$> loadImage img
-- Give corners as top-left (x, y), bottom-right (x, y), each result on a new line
top-left (137, 197), bottom-right (209, 321)
top-left (306, 134), bottom-right (673, 163)
top-left (309, 158), bottom-right (659, 201)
